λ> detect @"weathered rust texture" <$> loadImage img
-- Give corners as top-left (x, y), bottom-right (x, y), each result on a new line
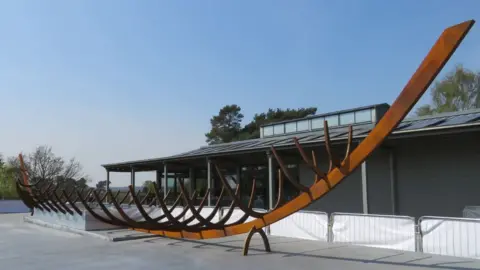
top-left (14, 20), bottom-right (474, 248)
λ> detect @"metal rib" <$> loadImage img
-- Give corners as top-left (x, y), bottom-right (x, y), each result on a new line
top-left (293, 137), bottom-right (328, 182)
top-left (92, 189), bottom-right (129, 226)
top-left (176, 179), bottom-right (220, 227)
top-left (62, 190), bottom-right (83, 215)
top-left (76, 189), bottom-right (123, 226)
top-left (214, 164), bottom-right (264, 218)
top-left (52, 187), bottom-right (74, 215)
top-left (270, 146), bottom-right (310, 193)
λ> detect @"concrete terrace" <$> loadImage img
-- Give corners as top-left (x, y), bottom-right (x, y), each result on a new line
top-left (2, 213), bottom-right (480, 270)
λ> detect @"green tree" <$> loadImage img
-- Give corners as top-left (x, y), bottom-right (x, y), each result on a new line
top-left (205, 105), bottom-right (318, 143)
top-left (0, 154), bottom-right (18, 199)
top-left (415, 64), bottom-right (480, 116)
top-left (54, 176), bottom-right (90, 194)
top-left (205, 104), bottom-right (244, 145)
top-left (8, 146), bottom-right (85, 184)
top-left (6, 146), bottom-right (87, 194)
top-left (142, 180), bottom-right (155, 193)
top-left (96, 180), bottom-right (110, 190)
top-left (76, 177), bottom-right (89, 189)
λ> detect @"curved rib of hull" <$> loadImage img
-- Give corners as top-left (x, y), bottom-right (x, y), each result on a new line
top-left (14, 20), bottom-right (475, 240)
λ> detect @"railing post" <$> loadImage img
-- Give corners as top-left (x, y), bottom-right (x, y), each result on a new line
top-left (105, 169), bottom-right (110, 203)
top-left (207, 158), bottom-right (211, 207)
top-left (106, 170), bottom-right (110, 191)
top-left (328, 213), bottom-right (334, 243)
top-left (267, 151), bottom-right (274, 210)
top-left (130, 167), bottom-right (135, 191)
top-left (163, 163), bottom-right (168, 198)
top-left (361, 161), bottom-right (369, 214)
top-left (416, 219), bottom-right (424, 253)
top-left (156, 170), bottom-right (162, 190)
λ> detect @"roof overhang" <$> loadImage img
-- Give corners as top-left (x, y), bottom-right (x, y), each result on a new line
top-left (101, 121), bottom-right (480, 172)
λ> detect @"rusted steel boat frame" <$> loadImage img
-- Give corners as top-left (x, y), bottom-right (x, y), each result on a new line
top-left (15, 20), bottom-right (475, 255)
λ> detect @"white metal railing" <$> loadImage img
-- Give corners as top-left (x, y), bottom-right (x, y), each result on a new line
top-left (213, 210), bottom-right (480, 259)
top-left (268, 210), bottom-right (329, 241)
top-left (329, 212), bottom-right (417, 251)
top-left (419, 216), bottom-right (480, 259)
top-left (28, 202), bottom-right (480, 259)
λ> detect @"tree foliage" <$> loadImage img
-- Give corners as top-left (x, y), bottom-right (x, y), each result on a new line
top-left (205, 105), bottom-right (317, 144)
top-left (7, 145), bottom-right (85, 184)
top-left (205, 105), bottom-right (244, 145)
top-left (96, 180), bottom-right (110, 190)
top-left (415, 64), bottom-right (480, 116)
top-left (142, 180), bottom-right (155, 193)
top-left (2, 145), bottom-right (90, 198)
top-left (239, 107), bottom-right (318, 140)
top-left (0, 154), bottom-right (17, 199)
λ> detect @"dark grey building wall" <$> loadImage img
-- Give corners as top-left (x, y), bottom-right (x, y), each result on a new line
top-left (296, 130), bottom-right (480, 219)
top-left (394, 131), bottom-right (480, 219)
top-left (365, 146), bottom-right (394, 215)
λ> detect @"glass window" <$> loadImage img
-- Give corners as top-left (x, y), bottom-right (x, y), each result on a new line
top-left (167, 177), bottom-right (175, 189)
top-left (325, 115), bottom-right (339, 127)
top-left (355, 109), bottom-right (372, 123)
top-left (285, 122), bottom-right (297, 133)
top-left (280, 164), bottom-right (300, 202)
top-left (195, 169), bottom-right (208, 197)
top-left (311, 117), bottom-right (324, 130)
top-left (241, 166), bottom-right (268, 210)
top-left (273, 124), bottom-right (284, 135)
top-left (297, 120), bottom-right (309, 131)
top-left (340, 112), bottom-right (355, 125)
top-left (263, 126), bottom-right (273, 137)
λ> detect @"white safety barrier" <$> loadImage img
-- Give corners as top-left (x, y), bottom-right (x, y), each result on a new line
top-left (419, 216), bottom-right (480, 259)
top-left (220, 207), bottom-right (267, 225)
top-left (269, 210), bottom-right (329, 241)
top-left (330, 213), bottom-right (417, 251)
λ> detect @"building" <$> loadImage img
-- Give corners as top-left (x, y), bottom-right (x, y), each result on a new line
top-left (102, 103), bottom-right (480, 219)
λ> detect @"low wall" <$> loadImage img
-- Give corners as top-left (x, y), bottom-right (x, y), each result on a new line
top-left (31, 208), bottom-right (122, 231)
top-left (27, 205), bottom-right (211, 231)
top-left (0, 200), bottom-right (30, 214)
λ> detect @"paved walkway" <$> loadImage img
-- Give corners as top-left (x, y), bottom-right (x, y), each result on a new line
top-left (1, 213), bottom-right (480, 270)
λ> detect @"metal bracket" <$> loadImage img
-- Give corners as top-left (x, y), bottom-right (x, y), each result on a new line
top-left (243, 226), bottom-right (271, 256)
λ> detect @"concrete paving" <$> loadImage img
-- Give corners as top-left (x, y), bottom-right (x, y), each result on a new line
top-left (1, 213), bottom-right (480, 270)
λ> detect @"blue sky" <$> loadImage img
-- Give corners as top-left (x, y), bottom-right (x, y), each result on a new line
top-left (1, 1), bottom-right (479, 186)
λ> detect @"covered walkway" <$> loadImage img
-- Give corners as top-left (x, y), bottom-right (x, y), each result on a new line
top-left (101, 104), bottom-right (480, 213)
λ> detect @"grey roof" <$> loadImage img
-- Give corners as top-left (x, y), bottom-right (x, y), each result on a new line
top-left (102, 108), bottom-right (480, 169)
